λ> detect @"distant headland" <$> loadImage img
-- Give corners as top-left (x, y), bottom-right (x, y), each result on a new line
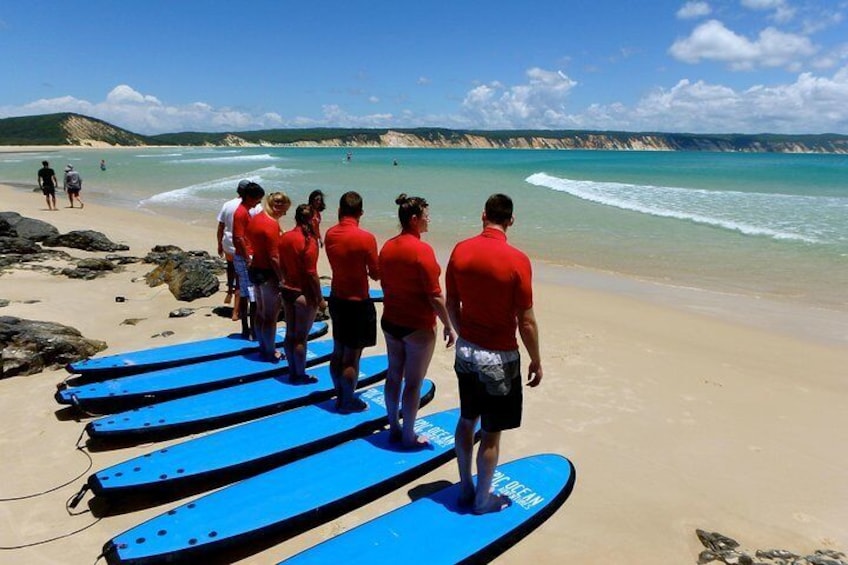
top-left (1, 112), bottom-right (847, 153)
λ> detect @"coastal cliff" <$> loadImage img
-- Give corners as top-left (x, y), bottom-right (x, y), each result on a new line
top-left (2, 113), bottom-right (847, 153)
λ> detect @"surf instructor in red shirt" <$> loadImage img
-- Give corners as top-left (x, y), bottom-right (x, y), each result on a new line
top-left (324, 191), bottom-right (380, 413)
top-left (446, 193), bottom-right (542, 515)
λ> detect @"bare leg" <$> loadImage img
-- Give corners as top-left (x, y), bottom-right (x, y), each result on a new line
top-left (289, 295), bottom-right (317, 378)
top-left (254, 282), bottom-right (281, 361)
top-left (473, 430), bottom-right (510, 514)
top-left (383, 331), bottom-right (406, 439)
top-left (329, 341), bottom-right (344, 406)
top-left (338, 346), bottom-right (366, 412)
top-left (399, 328), bottom-right (435, 446)
top-left (455, 416), bottom-right (478, 506)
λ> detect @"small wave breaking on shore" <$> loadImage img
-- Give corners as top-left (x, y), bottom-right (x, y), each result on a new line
top-left (526, 172), bottom-right (847, 245)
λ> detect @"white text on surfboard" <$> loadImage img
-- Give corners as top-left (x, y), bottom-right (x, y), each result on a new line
top-left (492, 470), bottom-right (546, 510)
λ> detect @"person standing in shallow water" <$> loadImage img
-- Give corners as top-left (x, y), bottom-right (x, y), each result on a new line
top-left (307, 190), bottom-right (326, 248)
top-left (446, 193), bottom-right (542, 515)
top-left (379, 194), bottom-right (456, 448)
top-left (37, 161), bottom-right (58, 211)
top-left (324, 191), bottom-right (380, 413)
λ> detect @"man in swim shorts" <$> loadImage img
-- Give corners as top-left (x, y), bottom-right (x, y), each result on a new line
top-left (324, 191), bottom-right (380, 413)
top-left (446, 193), bottom-right (542, 515)
top-left (37, 161), bottom-right (58, 211)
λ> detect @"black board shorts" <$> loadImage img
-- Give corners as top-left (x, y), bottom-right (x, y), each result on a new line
top-left (456, 359), bottom-right (522, 433)
top-left (328, 296), bottom-right (376, 349)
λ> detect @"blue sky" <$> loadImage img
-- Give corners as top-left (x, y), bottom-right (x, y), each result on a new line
top-left (1, 0), bottom-right (847, 135)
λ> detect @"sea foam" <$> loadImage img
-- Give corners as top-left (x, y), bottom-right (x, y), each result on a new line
top-left (526, 172), bottom-right (847, 245)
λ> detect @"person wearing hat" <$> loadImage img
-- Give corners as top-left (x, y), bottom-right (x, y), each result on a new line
top-left (63, 164), bottom-right (84, 209)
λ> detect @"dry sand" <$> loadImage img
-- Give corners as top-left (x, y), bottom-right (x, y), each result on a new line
top-left (1, 181), bottom-right (846, 564)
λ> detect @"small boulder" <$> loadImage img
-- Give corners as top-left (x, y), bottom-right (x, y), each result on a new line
top-left (42, 230), bottom-right (129, 252)
top-left (0, 316), bottom-right (107, 378)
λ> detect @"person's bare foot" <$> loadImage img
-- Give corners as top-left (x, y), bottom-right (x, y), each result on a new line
top-left (473, 493), bottom-right (512, 515)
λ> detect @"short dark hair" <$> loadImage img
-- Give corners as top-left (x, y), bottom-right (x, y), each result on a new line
top-left (484, 193), bottom-right (513, 226)
top-left (242, 182), bottom-right (265, 200)
top-left (339, 191), bottom-right (363, 217)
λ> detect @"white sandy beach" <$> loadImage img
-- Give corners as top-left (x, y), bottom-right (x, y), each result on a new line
top-left (0, 180), bottom-right (846, 564)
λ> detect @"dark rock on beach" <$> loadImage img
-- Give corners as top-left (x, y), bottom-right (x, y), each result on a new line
top-left (0, 316), bottom-right (107, 378)
top-left (62, 257), bottom-right (118, 280)
top-left (0, 212), bottom-right (60, 241)
top-left (0, 235), bottom-right (42, 255)
top-left (143, 247), bottom-right (224, 302)
top-left (42, 229), bottom-right (130, 252)
top-left (169, 307), bottom-right (195, 318)
top-left (695, 530), bottom-right (846, 565)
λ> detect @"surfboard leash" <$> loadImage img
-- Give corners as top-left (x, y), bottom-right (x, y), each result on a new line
top-left (0, 427), bottom-right (92, 502)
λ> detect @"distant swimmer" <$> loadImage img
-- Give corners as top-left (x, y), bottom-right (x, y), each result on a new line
top-left (393, 159), bottom-right (398, 166)
top-left (346, 151), bottom-right (352, 162)
top-left (100, 159), bottom-right (106, 171)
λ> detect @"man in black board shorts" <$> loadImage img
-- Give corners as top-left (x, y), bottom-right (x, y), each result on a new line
top-left (37, 161), bottom-right (58, 211)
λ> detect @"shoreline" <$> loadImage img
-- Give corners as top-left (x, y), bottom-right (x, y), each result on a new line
top-left (4, 177), bottom-right (844, 348)
top-left (1, 182), bottom-right (846, 563)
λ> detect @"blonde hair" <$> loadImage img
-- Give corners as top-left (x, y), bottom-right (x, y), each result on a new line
top-left (263, 191), bottom-right (291, 216)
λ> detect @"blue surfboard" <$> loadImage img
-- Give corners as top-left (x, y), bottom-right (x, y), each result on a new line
top-left (86, 355), bottom-right (388, 441)
top-left (102, 409), bottom-right (461, 565)
top-left (88, 380), bottom-right (436, 500)
top-left (280, 453), bottom-right (576, 564)
top-left (66, 321), bottom-right (329, 378)
top-left (321, 285), bottom-right (383, 302)
top-left (56, 339), bottom-right (334, 413)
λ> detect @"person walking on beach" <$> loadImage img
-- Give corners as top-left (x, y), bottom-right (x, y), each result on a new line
top-left (446, 193), bottom-right (542, 515)
top-left (232, 181), bottom-right (265, 340)
top-left (307, 190), bottom-right (326, 248)
top-left (279, 203), bottom-right (325, 382)
top-left (63, 164), bottom-right (84, 209)
top-left (379, 194), bottom-right (456, 448)
top-left (324, 191), bottom-right (380, 413)
top-left (246, 191), bottom-right (290, 362)
top-left (37, 161), bottom-right (58, 211)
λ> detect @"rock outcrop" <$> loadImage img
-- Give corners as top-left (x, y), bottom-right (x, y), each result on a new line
top-left (42, 230), bottom-right (130, 252)
top-left (143, 246), bottom-right (225, 301)
top-left (0, 316), bottom-right (107, 378)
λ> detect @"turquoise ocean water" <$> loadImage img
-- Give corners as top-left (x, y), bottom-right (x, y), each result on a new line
top-left (3, 146), bottom-right (847, 316)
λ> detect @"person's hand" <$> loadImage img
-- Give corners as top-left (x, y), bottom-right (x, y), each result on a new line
top-left (217, 244), bottom-right (224, 258)
top-left (443, 326), bottom-right (457, 348)
top-left (526, 360), bottom-right (542, 387)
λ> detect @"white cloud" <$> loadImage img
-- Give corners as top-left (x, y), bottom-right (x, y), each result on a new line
top-left (741, 0), bottom-right (795, 23)
top-left (4, 85), bottom-right (284, 134)
top-left (669, 19), bottom-right (817, 70)
top-left (616, 66), bottom-right (848, 133)
top-left (4, 64), bottom-right (848, 136)
top-left (677, 1), bottom-right (712, 20)
top-left (460, 67), bottom-right (578, 129)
